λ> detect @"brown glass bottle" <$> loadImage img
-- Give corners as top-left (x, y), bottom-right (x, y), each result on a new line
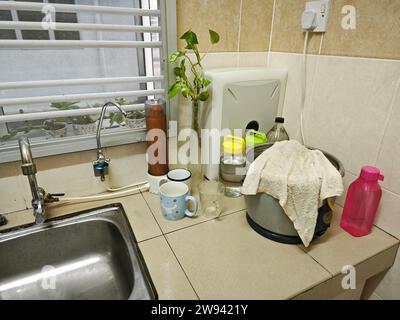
top-left (145, 99), bottom-right (169, 176)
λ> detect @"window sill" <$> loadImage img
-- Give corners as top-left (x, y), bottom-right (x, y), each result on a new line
top-left (0, 127), bottom-right (146, 163)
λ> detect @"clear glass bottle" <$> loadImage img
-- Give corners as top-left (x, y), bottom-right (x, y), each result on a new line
top-left (220, 135), bottom-right (246, 198)
top-left (266, 117), bottom-right (289, 144)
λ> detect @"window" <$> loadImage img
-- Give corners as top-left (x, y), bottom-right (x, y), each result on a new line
top-left (0, 0), bottom-right (175, 163)
top-left (0, 0), bottom-right (80, 40)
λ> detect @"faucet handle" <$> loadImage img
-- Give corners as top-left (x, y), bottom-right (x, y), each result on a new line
top-left (0, 214), bottom-right (7, 226)
top-left (93, 160), bottom-right (109, 181)
top-left (45, 193), bottom-right (65, 203)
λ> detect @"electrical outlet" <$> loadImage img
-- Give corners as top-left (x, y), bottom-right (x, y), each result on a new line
top-left (303, 0), bottom-right (331, 32)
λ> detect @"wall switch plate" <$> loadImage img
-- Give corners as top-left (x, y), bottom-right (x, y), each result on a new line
top-left (303, 0), bottom-right (331, 32)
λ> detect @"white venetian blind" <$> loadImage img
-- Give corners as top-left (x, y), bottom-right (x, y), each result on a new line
top-left (0, 0), bottom-right (164, 146)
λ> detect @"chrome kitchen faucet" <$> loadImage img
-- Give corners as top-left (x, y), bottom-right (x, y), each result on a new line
top-left (18, 137), bottom-right (63, 224)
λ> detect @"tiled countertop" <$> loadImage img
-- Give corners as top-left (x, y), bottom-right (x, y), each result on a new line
top-left (1, 190), bottom-right (398, 300)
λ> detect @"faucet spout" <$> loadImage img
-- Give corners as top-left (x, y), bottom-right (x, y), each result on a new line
top-left (18, 137), bottom-right (47, 224)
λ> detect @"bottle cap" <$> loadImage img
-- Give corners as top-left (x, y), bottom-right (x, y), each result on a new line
top-left (222, 135), bottom-right (245, 155)
top-left (360, 166), bottom-right (384, 182)
top-left (245, 130), bottom-right (267, 148)
top-left (275, 117), bottom-right (285, 124)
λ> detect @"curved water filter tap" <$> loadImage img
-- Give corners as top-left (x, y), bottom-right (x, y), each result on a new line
top-left (93, 102), bottom-right (127, 181)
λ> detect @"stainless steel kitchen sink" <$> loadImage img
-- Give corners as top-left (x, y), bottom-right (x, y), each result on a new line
top-left (0, 204), bottom-right (157, 300)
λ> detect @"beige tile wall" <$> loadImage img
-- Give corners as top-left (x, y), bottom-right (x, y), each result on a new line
top-left (177, 0), bottom-right (400, 60)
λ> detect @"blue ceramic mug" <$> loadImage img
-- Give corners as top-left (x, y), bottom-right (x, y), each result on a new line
top-left (159, 181), bottom-right (198, 220)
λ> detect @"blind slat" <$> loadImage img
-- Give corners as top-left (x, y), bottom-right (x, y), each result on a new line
top-left (0, 40), bottom-right (162, 49)
top-left (0, 1), bottom-right (161, 16)
top-left (0, 76), bottom-right (164, 90)
top-left (0, 21), bottom-right (162, 33)
top-left (0, 104), bottom-right (145, 124)
top-left (0, 89), bottom-right (164, 106)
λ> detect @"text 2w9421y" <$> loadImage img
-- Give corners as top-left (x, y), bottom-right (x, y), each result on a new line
top-left (194, 304), bottom-right (248, 316)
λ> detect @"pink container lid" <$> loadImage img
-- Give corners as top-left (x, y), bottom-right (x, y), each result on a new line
top-left (360, 166), bottom-right (384, 182)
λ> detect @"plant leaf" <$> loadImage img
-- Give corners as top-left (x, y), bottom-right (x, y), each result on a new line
top-left (181, 86), bottom-right (190, 98)
top-left (180, 30), bottom-right (198, 49)
top-left (174, 67), bottom-right (184, 77)
top-left (168, 83), bottom-right (181, 98)
top-left (180, 59), bottom-right (186, 73)
top-left (169, 51), bottom-right (184, 63)
top-left (198, 91), bottom-right (209, 101)
top-left (209, 30), bottom-right (220, 44)
top-left (202, 77), bottom-right (211, 87)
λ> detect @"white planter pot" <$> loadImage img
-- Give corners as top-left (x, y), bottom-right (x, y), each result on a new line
top-left (73, 122), bottom-right (97, 135)
top-left (125, 117), bottom-right (145, 129)
top-left (42, 122), bottom-right (67, 138)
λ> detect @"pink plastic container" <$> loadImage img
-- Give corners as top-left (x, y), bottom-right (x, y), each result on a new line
top-left (340, 166), bottom-right (384, 237)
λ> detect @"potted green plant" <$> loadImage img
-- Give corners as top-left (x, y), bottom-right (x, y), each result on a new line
top-left (44, 101), bottom-right (79, 137)
top-left (108, 98), bottom-right (127, 127)
top-left (0, 110), bottom-right (43, 142)
top-left (107, 98), bottom-right (146, 129)
top-left (125, 110), bottom-right (146, 129)
top-left (0, 123), bottom-right (43, 142)
top-left (72, 103), bottom-right (101, 135)
top-left (49, 101), bottom-right (98, 135)
top-left (42, 119), bottom-right (67, 138)
top-left (168, 29), bottom-right (220, 138)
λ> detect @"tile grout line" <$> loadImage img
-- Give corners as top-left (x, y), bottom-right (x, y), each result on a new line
top-left (137, 233), bottom-right (164, 244)
top-left (140, 190), bottom-right (246, 236)
top-left (318, 33), bottom-right (324, 55)
top-left (162, 208), bottom-right (247, 236)
top-left (139, 191), bottom-right (201, 300)
top-left (163, 234), bottom-right (201, 300)
top-left (268, 50), bottom-right (400, 63)
top-left (267, 0), bottom-right (277, 66)
top-left (236, 0), bottom-right (243, 67)
top-left (297, 245), bottom-right (334, 278)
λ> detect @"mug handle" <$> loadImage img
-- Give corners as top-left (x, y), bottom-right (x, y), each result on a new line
top-left (184, 195), bottom-right (198, 217)
top-left (158, 178), bottom-right (169, 188)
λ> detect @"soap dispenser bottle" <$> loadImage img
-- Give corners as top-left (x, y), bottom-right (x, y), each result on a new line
top-left (266, 117), bottom-right (289, 144)
top-left (340, 166), bottom-right (384, 237)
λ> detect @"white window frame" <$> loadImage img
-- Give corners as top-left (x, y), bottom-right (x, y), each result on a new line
top-left (0, 0), bottom-right (177, 163)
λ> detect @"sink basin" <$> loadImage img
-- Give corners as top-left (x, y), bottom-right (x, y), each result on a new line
top-left (0, 204), bottom-right (157, 300)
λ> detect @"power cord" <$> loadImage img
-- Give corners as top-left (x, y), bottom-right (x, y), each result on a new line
top-left (300, 31), bottom-right (310, 145)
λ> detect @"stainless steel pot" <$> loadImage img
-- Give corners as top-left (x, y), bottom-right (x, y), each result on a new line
top-left (245, 143), bottom-right (345, 244)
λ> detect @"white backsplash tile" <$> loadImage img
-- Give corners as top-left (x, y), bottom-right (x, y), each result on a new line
top-left (200, 52), bottom-right (269, 69)
top-left (375, 189), bottom-right (400, 240)
top-left (268, 52), bottom-right (319, 141)
top-left (376, 82), bottom-right (400, 195)
top-left (306, 56), bottom-right (400, 175)
top-left (335, 170), bottom-right (358, 208)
